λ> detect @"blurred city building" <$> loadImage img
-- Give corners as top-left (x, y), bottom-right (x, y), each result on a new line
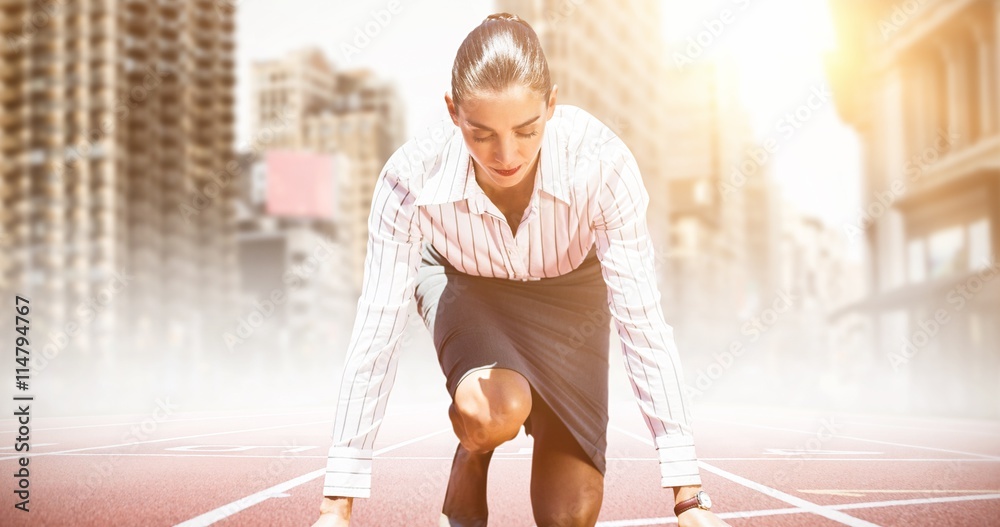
top-left (232, 148), bottom-right (353, 361)
top-left (492, 2), bottom-right (864, 403)
top-left (0, 0), bottom-right (240, 390)
top-left (657, 57), bottom-right (863, 406)
top-left (250, 47), bottom-right (338, 149)
top-left (658, 59), bottom-right (756, 368)
top-left (827, 0), bottom-right (1000, 416)
top-left (496, 0), bottom-right (745, 361)
top-left (775, 208), bottom-right (866, 406)
top-left (249, 48), bottom-right (405, 292)
top-left (744, 173), bottom-right (784, 311)
top-left (495, 0), bottom-right (673, 239)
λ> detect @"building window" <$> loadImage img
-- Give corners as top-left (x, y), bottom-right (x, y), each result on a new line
top-left (907, 238), bottom-right (926, 283)
top-left (28, 149), bottom-right (46, 165)
top-left (969, 312), bottom-right (982, 346)
top-left (928, 55), bottom-right (947, 154)
top-left (694, 180), bottom-right (711, 205)
top-left (963, 37), bottom-right (980, 144)
top-left (927, 225), bottom-right (965, 279)
top-left (967, 218), bottom-right (991, 271)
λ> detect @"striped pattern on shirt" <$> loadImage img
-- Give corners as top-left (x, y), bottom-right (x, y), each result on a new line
top-left (324, 104), bottom-right (701, 498)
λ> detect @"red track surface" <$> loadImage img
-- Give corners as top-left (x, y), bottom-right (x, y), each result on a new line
top-left (1, 400), bottom-right (998, 526)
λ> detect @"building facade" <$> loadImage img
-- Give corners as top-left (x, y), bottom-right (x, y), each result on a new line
top-left (658, 60), bottom-right (758, 368)
top-left (250, 49), bottom-right (405, 292)
top-left (495, 0), bottom-right (672, 238)
top-left (490, 3), bottom-right (782, 390)
top-left (250, 47), bottom-right (338, 150)
top-left (828, 0), bottom-right (1000, 416)
top-left (0, 0), bottom-right (239, 377)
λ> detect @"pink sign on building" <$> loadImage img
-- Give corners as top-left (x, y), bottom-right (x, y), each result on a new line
top-left (265, 150), bottom-right (335, 219)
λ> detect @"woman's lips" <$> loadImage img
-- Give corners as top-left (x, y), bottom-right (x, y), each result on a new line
top-left (492, 164), bottom-right (521, 177)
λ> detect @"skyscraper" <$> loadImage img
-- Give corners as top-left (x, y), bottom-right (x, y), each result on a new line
top-left (250, 49), bottom-right (405, 291)
top-left (658, 59), bottom-right (758, 372)
top-left (494, 0), bottom-right (672, 236)
top-left (0, 0), bottom-right (239, 376)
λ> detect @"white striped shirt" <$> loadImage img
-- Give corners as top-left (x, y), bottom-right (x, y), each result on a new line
top-left (324, 104), bottom-right (701, 498)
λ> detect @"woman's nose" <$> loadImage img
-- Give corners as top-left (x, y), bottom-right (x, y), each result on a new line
top-left (495, 137), bottom-right (517, 166)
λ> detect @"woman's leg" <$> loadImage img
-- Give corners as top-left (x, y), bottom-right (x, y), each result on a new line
top-left (450, 367), bottom-right (532, 453)
top-left (528, 390), bottom-right (604, 527)
top-left (442, 367), bottom-right (533, 526)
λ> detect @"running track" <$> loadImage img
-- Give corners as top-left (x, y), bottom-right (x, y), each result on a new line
top-left (1, 397), bottom-right (998, 526)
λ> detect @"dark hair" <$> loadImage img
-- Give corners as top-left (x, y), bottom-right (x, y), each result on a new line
top-left (451, 12), bottom-right (552, 107)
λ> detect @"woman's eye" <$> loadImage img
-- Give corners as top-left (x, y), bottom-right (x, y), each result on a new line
top-left (472, 131), bottom-right (536, 143)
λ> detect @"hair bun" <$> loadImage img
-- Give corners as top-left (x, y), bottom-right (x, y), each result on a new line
top-left (485, 12), bottom-right (526, 25)
top-left (452, 11), bottom-right (549, 106)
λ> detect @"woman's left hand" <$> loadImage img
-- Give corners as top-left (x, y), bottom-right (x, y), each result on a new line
top-left (677, 508), bottom-right (731, 527)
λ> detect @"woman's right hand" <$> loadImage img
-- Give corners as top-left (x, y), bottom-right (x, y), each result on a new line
top-left (310, 496), bottom-right (352, 527)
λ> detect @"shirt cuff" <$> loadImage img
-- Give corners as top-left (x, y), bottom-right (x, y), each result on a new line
top-left (323, 445), bottom-right (373, 498)
top-left (655, 434), bottom-right (702, 488)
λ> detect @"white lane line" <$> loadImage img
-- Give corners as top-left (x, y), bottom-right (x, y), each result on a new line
top-left (179, 469), bottom-right (326, 527)
top-left (596, 506), bottom-right (806, 526)
top-left (610, 426), bottom-right (879, 527)
top-left (0, 409), bottom-right (333, 434)
top-left (0, 420), bottom-right (334, 461)
top-left (696, 457), bottom-right (1000, 462)
top-left (834, 419), bottom-right (1000, 438)
top-left (594, 508), bottom-right (809, 527)
top-left (701, 417), bottom-right (1000, 460)
top-left (594, 493), bottom-right (1000, 526)
top-left (0, 443), bottom-right (58, 450)
top-left (30, 453), bottom-right (1000, 463)
top-left (163, 445), bottom-right (319, 452)
top-left (764, 448), bottom-right (882, 456)
top-left (697, 463), bottom-right (880, 527)
top-left (835, 493), bottom-right (1000, 510)
top-left (173, 427), bottom-right (451, 527)
top-left (45, 453), bottom-right (331, 460)
top-left (13, 452), bottom-right (655, 461)
top-left (800, 489), bottom-right (1000, 497)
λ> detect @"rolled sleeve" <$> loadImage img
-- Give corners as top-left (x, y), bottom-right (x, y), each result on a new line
top-left (324, 446), bottom-right (373, 498)
top-left (324, 159), bottom-right (423, 498)
top-left (592, 140), bottom-right (702, 488)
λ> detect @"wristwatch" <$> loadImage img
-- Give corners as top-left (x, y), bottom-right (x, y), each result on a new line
top-left (674, 490), bottom-right (712, 516)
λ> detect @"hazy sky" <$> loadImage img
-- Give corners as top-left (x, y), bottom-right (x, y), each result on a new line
top-left (236, 0), bottom-right (861, 240)
top-left (659, 0), bottom-right (863, 248)
top-left (235, 0), bottom-right (491, 143)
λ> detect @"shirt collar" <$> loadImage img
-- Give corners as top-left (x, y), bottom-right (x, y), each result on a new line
top-left (414, 117), bottom-right (569, 208)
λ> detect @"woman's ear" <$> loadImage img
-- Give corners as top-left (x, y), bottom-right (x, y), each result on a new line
top-left (444, 91), bottom-right (459, 125)
top-left (546, 84), bottom-right (559, 118)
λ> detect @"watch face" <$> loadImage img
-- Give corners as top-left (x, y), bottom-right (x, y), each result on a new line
top-left (697, 491), bottom-right (712, 509)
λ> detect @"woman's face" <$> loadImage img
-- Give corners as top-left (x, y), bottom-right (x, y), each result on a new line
top-left (446, 84), bottom-right (557, 194)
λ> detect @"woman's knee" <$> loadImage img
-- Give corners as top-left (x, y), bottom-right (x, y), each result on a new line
top-left (451, 368), bottom-right (532, 452)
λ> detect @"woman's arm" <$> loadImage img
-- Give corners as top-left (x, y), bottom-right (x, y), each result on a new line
top-left (323, 158), bottom-right (423, 500)
top-left (591, 140), bottom-right (703, 490)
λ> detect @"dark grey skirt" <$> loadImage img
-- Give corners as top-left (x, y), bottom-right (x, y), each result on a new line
top-left (414, 241), bottom-right (612, 475)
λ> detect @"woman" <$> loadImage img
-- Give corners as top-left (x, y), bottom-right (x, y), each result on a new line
top-left (314, 13), bottom-right (729, 527)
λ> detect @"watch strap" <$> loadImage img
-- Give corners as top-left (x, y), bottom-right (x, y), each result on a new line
top-left (673, 495), bottom-right (700, 516)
